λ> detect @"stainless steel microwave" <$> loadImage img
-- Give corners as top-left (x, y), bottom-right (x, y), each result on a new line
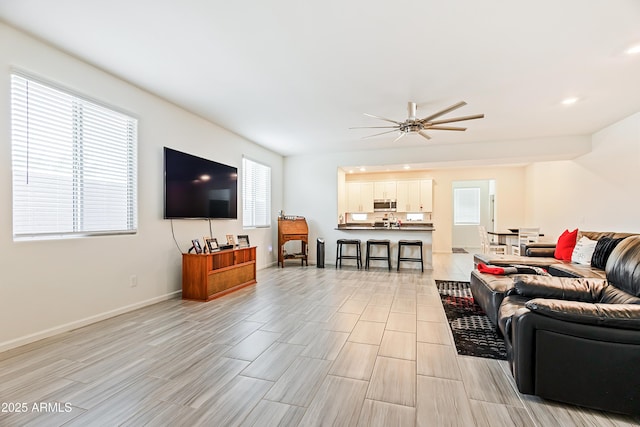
top-left (373, 199), bottom-right (397, 212)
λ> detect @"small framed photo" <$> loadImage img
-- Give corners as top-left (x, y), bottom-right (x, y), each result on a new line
top-left (226, 234), bottom-right (235, 246)
top-left (205, 237), bottom-right (219, 252)
top-left (237, 235), bottom-right (250, 248)
top-left (191, 239), bottom-right (203, 254)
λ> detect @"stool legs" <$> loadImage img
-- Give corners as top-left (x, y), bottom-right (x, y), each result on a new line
top-left (336, 240), bottom-right (362, 269)
top-left (397, 241), bottom-right (424, 272)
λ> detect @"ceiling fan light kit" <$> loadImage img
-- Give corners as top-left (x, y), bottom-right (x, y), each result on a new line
top-left (353, 101), bottom-right (484, 141)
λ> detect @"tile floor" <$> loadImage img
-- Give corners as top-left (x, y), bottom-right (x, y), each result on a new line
top-left (0, 252), bottom-right (638, 426)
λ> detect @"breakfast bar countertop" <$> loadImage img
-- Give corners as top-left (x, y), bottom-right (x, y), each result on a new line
top-left (336, 223), bottom-right (435, 231)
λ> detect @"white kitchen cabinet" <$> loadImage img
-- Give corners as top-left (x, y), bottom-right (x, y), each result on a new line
top-left (396, 180), bottom-right (421, 212)
top-left (395, 179), bottom-right (433, 212)
top-left (420, 179), bottom-right (433, 212)
top-left (346, 182), bottom-right (374, 212)
top-left (373, 181), bottom-right (396, 199)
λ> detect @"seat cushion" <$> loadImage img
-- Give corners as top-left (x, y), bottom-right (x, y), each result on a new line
top-left (547, 263), bottom-right (607, 279)
top-left (474, 253), bottom-right (559, 269)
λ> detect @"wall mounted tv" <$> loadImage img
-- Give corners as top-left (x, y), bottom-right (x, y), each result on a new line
top-left (164, 147), bottom-right (238, 219)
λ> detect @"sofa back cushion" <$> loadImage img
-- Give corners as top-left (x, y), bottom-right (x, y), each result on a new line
top-left (606, 235), bottom-right (640, 297)
top-left (600, 286), bottom-right (640, 304)
top-left (578, 231), bottom-right (637, 241)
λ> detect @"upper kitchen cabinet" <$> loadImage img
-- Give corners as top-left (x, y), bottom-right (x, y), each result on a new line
top-left (396, 179), bottom-right (433, 212)
top-left (396, 180), bottom-right (420, 212)
top-left (346, 181), bottom-right (374, 212)
top-left (420, 179), bottom-right (433, 212)
top-left (374, 181), bottom-right (396, 199)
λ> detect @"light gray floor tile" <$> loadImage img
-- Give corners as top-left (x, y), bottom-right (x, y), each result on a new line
top-left (265, 356), bottom-right (332, 406)
top-left (329, 342), bottom-right (379, 380)
top-left (357, 399), bottom-right (415, 427)
top-left (301, 330), bottom-right (349, 361)
top-left (416, 320), bottom-right (452, 345)
top-left (416, 375), bottom-right (475, 427)
top-left (469, 399), bottom-right (534, 427)
top-left (457, 356), bottom-right (523, 407)
top-left (322, 312), bottom-right (360, 333)
top-left (366, 356), bottom-right (416, 406)
top-left (224, 330), bottom-right (282, 361)
top-left (379, 330), bottom-right (416, 360)
top-left (240, 400), bottom-right (306, 427)
top-left (348, 321), bottom-right (385, 345)
top-left (417, 342), bottom-right (461, 380)
top-left (241, 342), bottom-right (304, 381)
top-left (385, 312), bottom-right (417, 333)
top-left (298, 375), bottom-right (368, 427)
top-left (360, 305), bottom-right (391, 322)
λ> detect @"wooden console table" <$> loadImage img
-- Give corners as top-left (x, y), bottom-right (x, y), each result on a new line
top-left (278, 217), bottom-right (308, 267)
top-left (182, 246), bottom-right (256, 301)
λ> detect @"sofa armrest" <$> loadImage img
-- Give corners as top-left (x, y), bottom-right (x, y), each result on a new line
top-left (525, 299), bottom-right (640, 330)
top-left (513, 276), bottom-right (606, 302)
top-left (524, 247), bottom-right (556, 257)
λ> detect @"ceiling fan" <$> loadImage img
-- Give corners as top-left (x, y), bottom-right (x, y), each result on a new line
top-left (351, 101), bottom-right (484, 142)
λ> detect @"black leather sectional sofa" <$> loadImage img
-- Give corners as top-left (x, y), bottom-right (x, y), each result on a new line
top-left (470, 232), bottom-right (640, 416)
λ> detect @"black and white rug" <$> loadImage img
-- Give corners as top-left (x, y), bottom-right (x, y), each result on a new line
top-left (435, 280), bottom-right (507, 360)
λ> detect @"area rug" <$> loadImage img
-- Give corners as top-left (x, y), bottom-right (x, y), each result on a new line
top-left (435, 280), bottom-right (507, 360)
top-left (451, 247), bottom-right (468, 253)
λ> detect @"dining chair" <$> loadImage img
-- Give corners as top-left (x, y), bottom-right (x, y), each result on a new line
top-left (512, 227), bottom-right (540, 255)
top-left (478, 225), bottom-right (507, 255)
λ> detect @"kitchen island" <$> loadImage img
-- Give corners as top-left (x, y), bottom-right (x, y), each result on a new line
top-left (335, 223), bottom-right (435, 269)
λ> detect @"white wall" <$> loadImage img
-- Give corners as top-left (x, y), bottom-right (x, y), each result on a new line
top-left (0, 23), bottom-right (283, 350)
top-left (525, 112), bottom-right (640, 241)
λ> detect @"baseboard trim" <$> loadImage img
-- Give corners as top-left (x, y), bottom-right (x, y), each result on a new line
top-left (0, 290), bottom-right (182, 353)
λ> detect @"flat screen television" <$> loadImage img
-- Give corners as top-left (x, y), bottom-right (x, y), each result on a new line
top-left (164, 147), bottom-right (238, 219)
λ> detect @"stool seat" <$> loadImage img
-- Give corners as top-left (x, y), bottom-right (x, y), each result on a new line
top-left (336, 239), bottom-right (362, 268)
top-left (365, 239), bottom-right (391, 270)
top-left (397, 240), bottom-right (424, 272)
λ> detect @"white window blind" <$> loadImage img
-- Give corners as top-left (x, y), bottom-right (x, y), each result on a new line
top-left (242, 157), bottom-right (271, 228)
top-left (11, 73), bottom-right (137, 239)
top-left (453, 187), bottom-right (481, 225)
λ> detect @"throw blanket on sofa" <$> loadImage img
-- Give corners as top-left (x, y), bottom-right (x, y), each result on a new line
top-left (477, 262), bottom-right (550, 276)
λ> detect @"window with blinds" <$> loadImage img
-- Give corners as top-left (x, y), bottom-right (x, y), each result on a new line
top-left (242, 157), bottom-right (271, 228)
top-left (11, 73), bottom-right (137, 239)
top-left (453, 187), bottom-right (481, 225)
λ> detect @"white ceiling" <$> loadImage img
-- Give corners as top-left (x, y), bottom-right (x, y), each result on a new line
top-left (1, 0), bottom-right (640, 158)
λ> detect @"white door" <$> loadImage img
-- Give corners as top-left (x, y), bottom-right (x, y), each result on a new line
top-left (452, 180), bottom-right (493, 249)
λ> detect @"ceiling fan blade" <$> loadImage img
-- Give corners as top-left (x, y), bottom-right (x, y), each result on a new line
top-left (363, 113), bottom-right (402, 125)
top-left (349, 125), bottom-right (399, 129)
top-left (429, 113), bottom-right (485, 125)
top-left (425, 125), bottom-right (467, 131)
top-left (420, 101), bottom-right (467, 122)
top-left (418, 131), bottom-right (432, 140)
top-left (392, 133), bottom-right (406, 143)
top-left (361, 129), bottom-right (400, 139)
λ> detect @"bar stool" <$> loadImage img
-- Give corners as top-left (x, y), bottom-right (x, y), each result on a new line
top-left (336, 239), bottom-right (362, 268)
top-left (366, 239), bottom-right (391, 270)
top-left (397, 239), bottom-right (424, 272)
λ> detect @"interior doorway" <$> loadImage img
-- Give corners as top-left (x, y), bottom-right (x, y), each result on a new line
top-left (452, 179), bottom-right (495, 250)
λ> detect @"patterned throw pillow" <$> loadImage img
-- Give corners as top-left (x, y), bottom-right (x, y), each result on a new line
top-left (571, 236), bottom-right (598, 265)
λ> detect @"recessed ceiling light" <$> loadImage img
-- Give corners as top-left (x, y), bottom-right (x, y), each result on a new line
top-left (403, 165), bottom-right (411, 170)
top-left (561, 97), bottom-right (579, 105)
top-left (359, 167), bottom-right (366, 172)
top-left (348, 169), bottom-right (354, 174)
top-left (626, 44), bottom-right (640, 55)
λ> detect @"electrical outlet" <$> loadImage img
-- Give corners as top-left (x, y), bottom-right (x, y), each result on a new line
top-left (129, 275), bottom-right (138, 288)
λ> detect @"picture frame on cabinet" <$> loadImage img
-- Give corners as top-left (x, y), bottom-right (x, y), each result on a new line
top-left (191, 239), bottom-right (203, 254)
top-left (205, 237), bottom-right (219, 252)
top-left (226, 234), bottom-right (235, 246)
top-left (237, 235), bottom-right (250, 248)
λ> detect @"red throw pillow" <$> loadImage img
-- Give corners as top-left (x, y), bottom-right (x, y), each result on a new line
top-left (554, 229), bottom-right (578, 261)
